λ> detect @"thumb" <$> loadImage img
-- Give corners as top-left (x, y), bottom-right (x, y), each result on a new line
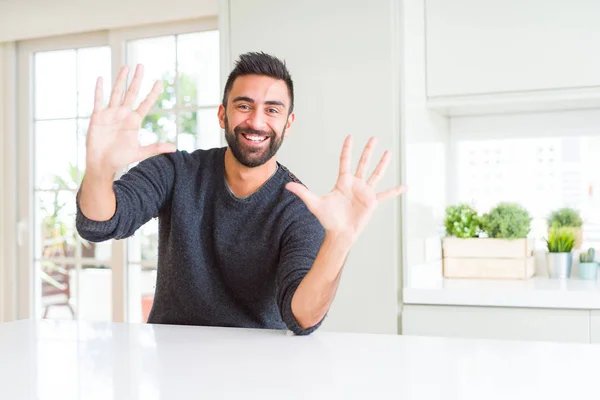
top-left (286, 182), bottom-right (319, 210)
top-left (136, 142), bottom-right (177, 162)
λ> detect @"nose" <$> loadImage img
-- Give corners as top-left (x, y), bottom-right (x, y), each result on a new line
top-left (246, 109), bottom-right (267, 131)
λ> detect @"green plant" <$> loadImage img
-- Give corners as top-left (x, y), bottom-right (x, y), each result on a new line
top-left (547, 208), bottom-right (583, 228)
top-left (545, 228), bottom-right (576, 253)
top-left (580, 248), bottom-right (596, 263)
top-left (444, 203), bottom-right (481, 238)
top-left (142, 72), bottom-right (199, 142)
top-left (481, 202), bottom-right (532, 239)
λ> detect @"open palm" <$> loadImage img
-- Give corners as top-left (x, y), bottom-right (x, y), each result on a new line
top-left (286, 136), bottom-right (407, 244)
top-left (86, 64), bottom-right (175, 173)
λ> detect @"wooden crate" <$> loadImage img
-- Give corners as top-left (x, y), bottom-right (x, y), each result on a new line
top-left (442, 238), bottom-right (535, 280)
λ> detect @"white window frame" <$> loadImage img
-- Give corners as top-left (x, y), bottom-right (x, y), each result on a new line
top-left (1, 42), bottom-right (18, 322)
top-left (16, 17), bottom-right (219, 322)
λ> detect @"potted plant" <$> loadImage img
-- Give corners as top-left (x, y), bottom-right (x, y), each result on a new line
top-left (578, 248), bottom-right (598, 280)
top-left (480, 202), bottom-right (532, 240)
top-left (444, 203), bottom-right (481, 239)
top-left (443, 202), bottom-right (535, 279)
top-left (547, 208), bottom-right (583, 249)
top-left (545, 227), bottom-right (576, 279)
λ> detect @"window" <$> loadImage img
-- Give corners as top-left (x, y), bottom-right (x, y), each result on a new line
top-left (18, 19), bottom-right (220, 323)
top-left (123, 29), bottom-right (221, 322)
top-left (456, 136), bottom-right (600, 250)
top-left (28, 43), bottom-right (113, 321)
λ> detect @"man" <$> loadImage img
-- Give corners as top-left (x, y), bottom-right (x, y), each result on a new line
top-left (76, 52), bottom-right (405, 335)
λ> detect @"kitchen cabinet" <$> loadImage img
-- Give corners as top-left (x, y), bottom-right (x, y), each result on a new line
top-left (402, 305), bottom-right (590, 344)
top-left (426, 0), bottom-right (600, 99)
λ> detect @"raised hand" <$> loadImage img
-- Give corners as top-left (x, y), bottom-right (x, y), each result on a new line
top-left (286, 136), bottom-right (407, 244)
top-left (86, 64), bottom-right (176, 175)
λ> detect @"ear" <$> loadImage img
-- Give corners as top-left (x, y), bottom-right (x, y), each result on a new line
top-left (218, 105), bottom-right (226, 129)
top-left (284, 112), bottom-right (295, 136)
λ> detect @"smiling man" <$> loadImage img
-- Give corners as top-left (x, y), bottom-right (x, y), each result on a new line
top-left (76, 52), bottom-right (405, 335)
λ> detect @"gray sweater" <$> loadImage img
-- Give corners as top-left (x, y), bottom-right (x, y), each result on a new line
top-left (76, 147), bottom-right (326, 335)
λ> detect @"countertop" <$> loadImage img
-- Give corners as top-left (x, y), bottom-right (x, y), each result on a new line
top-left (1, 319), bottom-right (600, 399)
top-left (404, 264), bottom-right (600, 309)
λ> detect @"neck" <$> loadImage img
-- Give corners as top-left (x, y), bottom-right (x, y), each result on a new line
top-left (224, 148), bottom-right (278, 198)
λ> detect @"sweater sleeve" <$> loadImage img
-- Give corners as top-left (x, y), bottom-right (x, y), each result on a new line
top-left (276, 207), bottom-right (326, 336)
top-left (75, 153), bottom-right (176, 242)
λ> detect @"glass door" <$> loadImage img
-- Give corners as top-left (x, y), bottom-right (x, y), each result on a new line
top-left (17, 33), bottom-right (114, 321)
top-left (17, 19), bottom-right (220, 323)
top-left (116, 23), bottom-right (221, 322)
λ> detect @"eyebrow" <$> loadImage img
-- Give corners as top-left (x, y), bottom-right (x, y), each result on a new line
top-left (232, 96), bottom-right (285, 108)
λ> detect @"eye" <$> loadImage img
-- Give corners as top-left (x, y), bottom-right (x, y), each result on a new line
top-left (237, 104), bottom-right (250, 111)
top-left (267, 108), bottom-right (279, 114)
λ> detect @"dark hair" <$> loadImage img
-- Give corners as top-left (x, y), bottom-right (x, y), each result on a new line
top-left (222, 52), bottom-right (294, 114)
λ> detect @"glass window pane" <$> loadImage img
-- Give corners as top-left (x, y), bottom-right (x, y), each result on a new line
top-left (78, 264), bottom-right (112, 322)
top-left (77, 118), bottom-right (90, 178)
top-left (77, 46), bottom-right (111, 118)
top-left (197, 108), bottom-right (221, 149)
top-left (177, 109), bottom-right (221, 152)
top-left (127, 36), bottom-right (176, 110)
top-left (456, 136), bottom-right (600, 250)
top-left (177, 31), bottom-right (220, 107)
top-left (141, 112), bottom-right (176, 145)
top-left (176, 111), bottom-right (197, 152)
top-left (127, 263), bottom-right (157, 323)
top-left (35, 50), bottom-right (77, 120)
top-left (81, 241), bottom-right (112, 262)
top-left (38, 260), bottom-right (76, 320)
top-left (35, 191), bottom-right (77, 260)
top-left (35, 120), bottom-right (78, 190)
top-left (128, 219), bottom-right (159, 263)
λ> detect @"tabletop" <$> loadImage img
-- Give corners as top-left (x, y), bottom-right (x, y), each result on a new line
top-left (1, 319), bottom-right (599, 399)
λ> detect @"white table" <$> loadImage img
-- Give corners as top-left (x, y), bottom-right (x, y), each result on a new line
top-left (1, 319), bottom-right (599, 399)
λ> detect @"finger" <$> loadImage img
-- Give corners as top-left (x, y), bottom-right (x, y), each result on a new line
top-left (285, 182), bottom-right (320, 211)
top-left (135, 142), bottom-right (177, 162)
top-left (108, 66), bottom-right (130, 108)
top-left (93, 77), bottom-right (104, 112)
top-left (355, 136), bottom-right (377, 179)
top-left (366, 150), bottom-right (392, 187)
top-left (122, 64), bottom-right (144, 108)
top-left (339, 135), bottom-right (353, 178)
top-left (135, 80), bottom-right (163, 118)
top-left (376, 185), bottom-right (407, 203)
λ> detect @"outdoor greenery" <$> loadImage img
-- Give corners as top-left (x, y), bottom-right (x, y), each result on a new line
top-left (142, 73), bottom-right (199, 141)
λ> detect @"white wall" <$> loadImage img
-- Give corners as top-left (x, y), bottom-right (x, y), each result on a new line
top-left (224, 0), bottom-right (403, 334)
top-left (0, 0), bottom-right (218, 42)
top-left (402, 0), bottom-right (449, 277)
top-left (426, 0), bottom-right (600, 97)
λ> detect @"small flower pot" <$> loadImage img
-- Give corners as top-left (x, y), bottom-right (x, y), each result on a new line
top-left (546, 252), bottom-right (573, 279)
top-left (579, 262), bottom-right (598, 280)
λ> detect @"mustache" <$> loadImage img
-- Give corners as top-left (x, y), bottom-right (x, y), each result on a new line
top-left (233, 126), bottom-right (274, 137)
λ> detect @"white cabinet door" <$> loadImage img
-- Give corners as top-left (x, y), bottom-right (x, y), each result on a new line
top-left (402, 305), bottom-right (590, 343)
top-left (223, 0), bottom-right (402, 334)
top-left (591, 311), bottom-right (600, 344)
top-left (425, 0), bottom-right (600, 97)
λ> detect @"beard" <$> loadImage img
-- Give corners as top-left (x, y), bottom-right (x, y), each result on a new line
top-left (224, 115), bottom-right (286, 168)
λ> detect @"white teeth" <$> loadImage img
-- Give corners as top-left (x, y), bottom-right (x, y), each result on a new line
top-left (243, 134), bottom-right (267, 142)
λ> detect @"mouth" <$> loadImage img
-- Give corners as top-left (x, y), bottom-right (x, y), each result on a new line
top-left (240, 132), bottom-right (270, 146)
